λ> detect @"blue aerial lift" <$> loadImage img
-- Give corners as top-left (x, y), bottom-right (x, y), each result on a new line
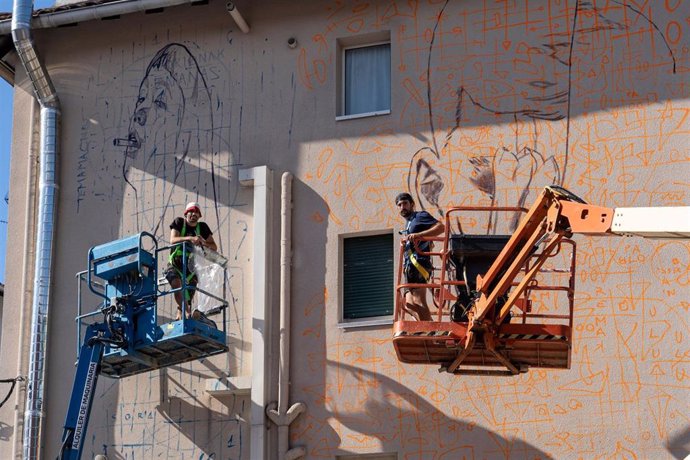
top-left (58, 232), bottom-right (228, 460)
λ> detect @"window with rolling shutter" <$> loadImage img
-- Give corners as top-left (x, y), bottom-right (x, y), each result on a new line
top-left (343, 233), bottom-right (394, 319)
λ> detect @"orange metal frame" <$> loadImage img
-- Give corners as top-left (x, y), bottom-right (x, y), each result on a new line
top-left (393, 187), bottom-right (614, 375)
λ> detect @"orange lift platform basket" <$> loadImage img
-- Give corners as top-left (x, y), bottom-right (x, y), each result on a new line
top-left (392, 186), bottom-right (690, 376)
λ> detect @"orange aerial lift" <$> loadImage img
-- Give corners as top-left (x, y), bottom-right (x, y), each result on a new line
top-left (393, 186), bottom-right (690, 376)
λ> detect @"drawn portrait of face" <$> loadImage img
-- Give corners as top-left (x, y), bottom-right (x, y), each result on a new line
top-left (406, 0), bottom-right (678, 230)
top-left (115, 43), bottom-right (218, 237)
top-left (123, 63), bottom-right (185, 159)
top-left (119, 43), bottom-right (212, 160)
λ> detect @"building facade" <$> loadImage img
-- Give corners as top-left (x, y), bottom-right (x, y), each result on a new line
top-left (0, 283), bottom-right (4, 338)
top-left (0, 0), bottom-right (689, 458)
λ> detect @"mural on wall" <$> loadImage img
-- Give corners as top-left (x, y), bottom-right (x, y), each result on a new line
top-left (113, 42), bottom-right (227, 249)
top-left (302, 0), bottom-right (683, 230)
top-left (408, 0), bottom-right (679, 230)
top-left (71, 37), bottom-right (250, 459)
top-left (76, 36), bottom-right (246, 335)
top-left (75, 40), bottom-right (240, 252)
top-left (297, 0), bottom-right (690, 458)
top-left (57, 0), bottom-right (689, 458)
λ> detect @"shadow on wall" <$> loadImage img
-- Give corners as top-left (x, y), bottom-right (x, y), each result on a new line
top-left (286, 178), bottom-right (333, 453)
top-left (284, 178), bottom-right (548, 457)
top-left (49, 40), bottom-right (243, 451)
top-left (0, 421), bottom-right (11, 442)
top-left (80, 355), bottom-right (247, 458)
top-left (155, 361), bottom-right (248, 459)
top-left (667, 425), bottom-right (690, 460)
top-left (293, 358), bottom-right (553, 459)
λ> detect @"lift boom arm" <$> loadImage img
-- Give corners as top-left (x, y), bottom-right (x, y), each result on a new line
top-left (58, 324), bottom-right (107, 460)
top-left (470, 186), bottom-right (690, 329)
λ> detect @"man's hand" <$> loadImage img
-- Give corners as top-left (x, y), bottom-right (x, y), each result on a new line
top-left (190, 235), bottom-right (206, 246)
top-left (402, 233), bottom-right (419, 243)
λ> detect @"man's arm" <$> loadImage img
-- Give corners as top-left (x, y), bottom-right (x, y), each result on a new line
top-left (204, 234), bottom-right (218, 251)
top-left (403, 220), bottom-right (445, 242)
top-left (170, 228), bottom-right (205, 247)
top-left (170, 228), bottom-right (185, 244)
top-left (414, 221), bottom-right (445, 239)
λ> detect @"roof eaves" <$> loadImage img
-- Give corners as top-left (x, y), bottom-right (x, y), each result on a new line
top-left (0, 0), bottom-right (140, 22)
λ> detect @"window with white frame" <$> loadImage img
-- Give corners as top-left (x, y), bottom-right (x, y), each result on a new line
top-left (342, 233), bottom-right (394, 320)
top-left (337, 32), bottom-right (391, 119)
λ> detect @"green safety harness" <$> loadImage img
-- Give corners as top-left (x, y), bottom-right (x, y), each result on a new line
top-left (170, 221), bottom-right (200, 300)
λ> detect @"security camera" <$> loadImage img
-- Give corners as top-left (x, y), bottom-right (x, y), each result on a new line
top-left (287, 37), bottom-right (298, 49)
top-left (226, 1), bottom-right (236, 13)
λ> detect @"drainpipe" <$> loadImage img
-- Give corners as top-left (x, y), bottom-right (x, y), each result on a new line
top-left (0, 0), bottom-right (251, 35)
top-left (11, 1), bottom-right (60, 459)
top-left (266, 172), bottom-right (306, 460)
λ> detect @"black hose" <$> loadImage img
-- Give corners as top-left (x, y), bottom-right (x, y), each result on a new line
top-left (0, 376), bottom-right (25, 409)
top-left (546, 185), bottom-right (587, 204)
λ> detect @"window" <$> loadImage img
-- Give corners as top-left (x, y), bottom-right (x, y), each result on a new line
top-left (342, 233), bottom-right (394, 320)
top-left (337, 31), bottom-right (391, 119)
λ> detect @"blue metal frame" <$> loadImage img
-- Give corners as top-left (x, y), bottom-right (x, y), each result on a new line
top-left (64, 233), bottom-right (230, 459)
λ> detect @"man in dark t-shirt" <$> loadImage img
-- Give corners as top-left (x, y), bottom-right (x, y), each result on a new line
top-left (166, 201), bottom-right (217, 320)
top-left (396, 192), bottom-right (445, 321)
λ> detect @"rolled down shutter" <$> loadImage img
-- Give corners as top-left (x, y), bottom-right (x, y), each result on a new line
top-left (343, 233), bottom-right (394, 319)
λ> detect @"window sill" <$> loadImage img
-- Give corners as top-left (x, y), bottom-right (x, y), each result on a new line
top-left (337, 317), bottom-right (394, 330)
top-left (336, 109), bottom-right (390, 121)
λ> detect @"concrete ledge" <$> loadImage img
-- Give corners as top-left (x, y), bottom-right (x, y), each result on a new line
top-left (205, 375), bottom-right (252, 396)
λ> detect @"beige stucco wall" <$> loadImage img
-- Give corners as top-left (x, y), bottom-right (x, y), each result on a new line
top-left (1, 0), bottom-right (689, 458)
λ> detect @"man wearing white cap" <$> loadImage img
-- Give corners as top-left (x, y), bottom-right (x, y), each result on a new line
top-left (166, 202), bottom-right (217, 320)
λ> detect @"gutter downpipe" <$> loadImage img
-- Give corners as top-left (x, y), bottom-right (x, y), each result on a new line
top-left (0, 0), bottom-right (251, 35)
top-left (11, 0), bottom-right (60, 459)
top-left (266, 172), bottom-right (306, 460)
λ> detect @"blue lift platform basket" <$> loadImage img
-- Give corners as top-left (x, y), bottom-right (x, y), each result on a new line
top-left (62, 232), bottom-right (230, 459)
top-left (99, 318), bottom-right (228, 378)
top-left (75, 232), bottom-right (229, 378)
top-left (58, 232), bottom-right (228, 460)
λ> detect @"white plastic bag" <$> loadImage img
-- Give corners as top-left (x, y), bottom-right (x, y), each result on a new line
top-left (191, 246), bottom-right (227, 314)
